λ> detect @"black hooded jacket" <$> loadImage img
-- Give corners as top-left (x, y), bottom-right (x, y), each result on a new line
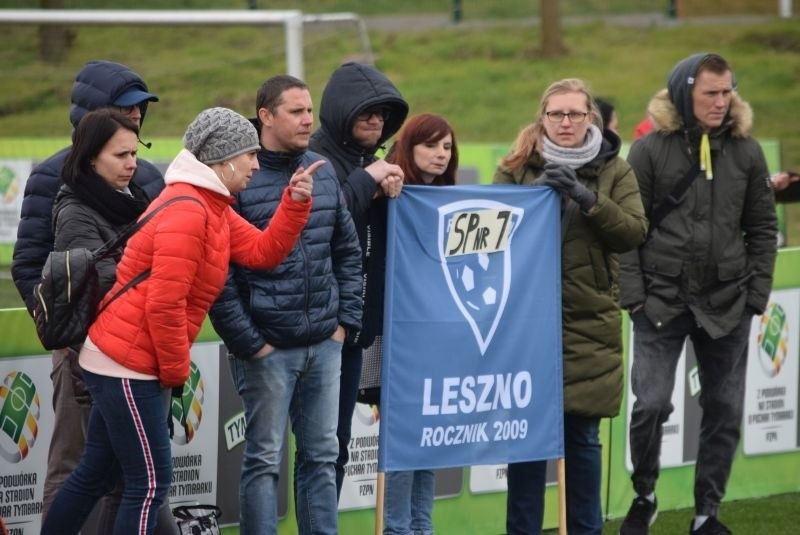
top-left (309, 63), bottom-right (408, 347)
top-left (309, 62), bottom-right (408, 233)
top-left (11, 60), bottom-right (164, 314)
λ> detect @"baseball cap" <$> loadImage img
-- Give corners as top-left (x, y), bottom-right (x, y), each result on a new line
top-left (114, 85), bottom-right (159, 107)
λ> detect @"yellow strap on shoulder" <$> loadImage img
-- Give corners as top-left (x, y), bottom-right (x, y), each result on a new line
top-left (700, 133), bottom-right (712, 180)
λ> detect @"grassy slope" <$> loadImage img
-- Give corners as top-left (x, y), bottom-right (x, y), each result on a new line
top-left (1, 12), bottom-right (798, 162)
top-left (2, 14), bottom-right (799, 247)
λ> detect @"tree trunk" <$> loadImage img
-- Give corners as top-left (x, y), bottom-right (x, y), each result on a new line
top-left (38, 0), bottom-right (75, 65)
top-left (540, 0), bottom-right (568, 57)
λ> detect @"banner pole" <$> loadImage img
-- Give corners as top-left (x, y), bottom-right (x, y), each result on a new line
top-left (557, 458), bottom-right (567, 535)
top-left (375, 471), bottom-right (385, 534)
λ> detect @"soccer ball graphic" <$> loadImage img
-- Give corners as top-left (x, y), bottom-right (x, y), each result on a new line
top-left (458, 253), bottom-right (497, 310)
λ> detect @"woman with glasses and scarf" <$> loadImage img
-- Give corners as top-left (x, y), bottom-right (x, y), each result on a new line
top-left (494, 78), bottom-right (648, 534)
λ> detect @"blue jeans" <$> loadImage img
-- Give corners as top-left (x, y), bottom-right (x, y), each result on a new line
top-left (384, 470), bottom-right (435, 535)
top-left (336, 341), bottom-right (363, 497)
top-left (629, 310), bottom-right (751, 516)
top-left (230, 338), bottom-right (342, 535)
top-left (41, 370), bottom-right (172, 535)
top-left (506, 414), bottom-right (602, 535)
top-left (42, 349), bottom-right (179, 535)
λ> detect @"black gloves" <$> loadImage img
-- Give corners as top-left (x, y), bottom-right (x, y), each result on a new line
top-left (535, 163), bottom-right (597, 213)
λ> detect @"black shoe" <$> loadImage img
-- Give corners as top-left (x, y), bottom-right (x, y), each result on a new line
top-left (689, 516), bottom-right (732, 534)
top-left (619, 496), bottom-right (658, 535)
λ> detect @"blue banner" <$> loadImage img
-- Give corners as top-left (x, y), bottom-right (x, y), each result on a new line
top-left (379, 184), bottom-right (564, 471)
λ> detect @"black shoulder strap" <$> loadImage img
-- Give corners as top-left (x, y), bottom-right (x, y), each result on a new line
top-left (97, 267), bottom-right (152, 315)
top-left (95, 195), bottom-right (202, 260)
top-left (96, 195), bottom-right (205, 314)
top-left (648, 163), bottom-right (700, 235)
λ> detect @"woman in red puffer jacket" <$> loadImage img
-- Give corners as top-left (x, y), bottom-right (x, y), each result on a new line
top-left (42, 107), bottom-right (313, 535)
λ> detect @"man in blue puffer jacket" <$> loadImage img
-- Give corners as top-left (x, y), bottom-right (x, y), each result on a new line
top-left (11, 60), bottom-right (172, 533)
top-left (209, 75), bottom-right (361, 535)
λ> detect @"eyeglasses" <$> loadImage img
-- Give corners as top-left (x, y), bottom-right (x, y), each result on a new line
top-left (357, 107), bottom-right (390, 122)
top-left (545, 111), bottom-right (589, 124)
top-left (116, 105), bottom-right (140, 115)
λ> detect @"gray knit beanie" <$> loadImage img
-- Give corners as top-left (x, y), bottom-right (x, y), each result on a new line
top-left (183, 107), bottom-right (260, 164)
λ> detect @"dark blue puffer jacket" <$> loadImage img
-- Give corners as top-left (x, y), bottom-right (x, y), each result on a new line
top-left (11, 60), bottom-right (164, 314)
top-left (208, 149), bottom-right (362, 358)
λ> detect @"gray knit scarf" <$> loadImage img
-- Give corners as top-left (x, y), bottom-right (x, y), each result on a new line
top-left (541, 124), bottom-right (603, 169)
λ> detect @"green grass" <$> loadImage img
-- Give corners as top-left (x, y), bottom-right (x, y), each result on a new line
top-left (0, 277), bottom-right (22, 309)
top-left (596, 492), bottom-right (800, 534)
top-left (1, 14), bottom-right (798, 162)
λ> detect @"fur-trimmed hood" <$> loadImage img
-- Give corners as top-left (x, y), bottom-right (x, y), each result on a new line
top-left (646, 88), bottom-right (753, 138)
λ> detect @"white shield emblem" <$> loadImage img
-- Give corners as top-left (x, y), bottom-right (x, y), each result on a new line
top-left (438, 200), bottom-right (523, 355)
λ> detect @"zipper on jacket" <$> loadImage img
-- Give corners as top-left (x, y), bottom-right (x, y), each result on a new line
top-left (603, 251), bottom-right (614, 291)
top-left (302, 239), bottom-right (313, 345)
top-left (66, 250), bottom-right (72, 304)
top-left (292, 166), bottom-right (313, 344)
top-left (683, 130), bottom-right (696, 160)
top-left (35, 284), bottom-right (48, 322)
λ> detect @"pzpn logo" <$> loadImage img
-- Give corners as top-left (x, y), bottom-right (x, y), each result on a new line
top-left (757, 303), bottom-right (789, 378)
top-left (171, 362), bottom-right (205, 445)
top-left (0, 371), bottom-right (40, 462)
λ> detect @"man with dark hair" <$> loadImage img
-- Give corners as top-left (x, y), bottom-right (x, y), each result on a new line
top-left (11, 60), bottom-right (171, 533)
top-left (309, 62), bottom-right (409, 497)
top-left (209, 74), bottom-right (361, 534)
top-left (619, 53), bottom-right (777, 535)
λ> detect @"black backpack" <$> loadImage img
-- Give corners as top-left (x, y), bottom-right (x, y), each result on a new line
top-left (33, 196), bottom-right (200, 350)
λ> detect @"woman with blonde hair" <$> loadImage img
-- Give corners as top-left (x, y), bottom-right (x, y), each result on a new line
top-left (494, 79), bottom-right (647, 534)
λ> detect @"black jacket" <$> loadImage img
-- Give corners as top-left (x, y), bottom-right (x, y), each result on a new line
top-left (308, 62), bottom-right (408, 347)
top-left (310, 62), bottom-right (408, 222)
top-left (52, 183), bottom-right (148, 298)
top-left (11, 61), bottom-right (164, 314)
top-left (620, 54), bottom-right (777, 338)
